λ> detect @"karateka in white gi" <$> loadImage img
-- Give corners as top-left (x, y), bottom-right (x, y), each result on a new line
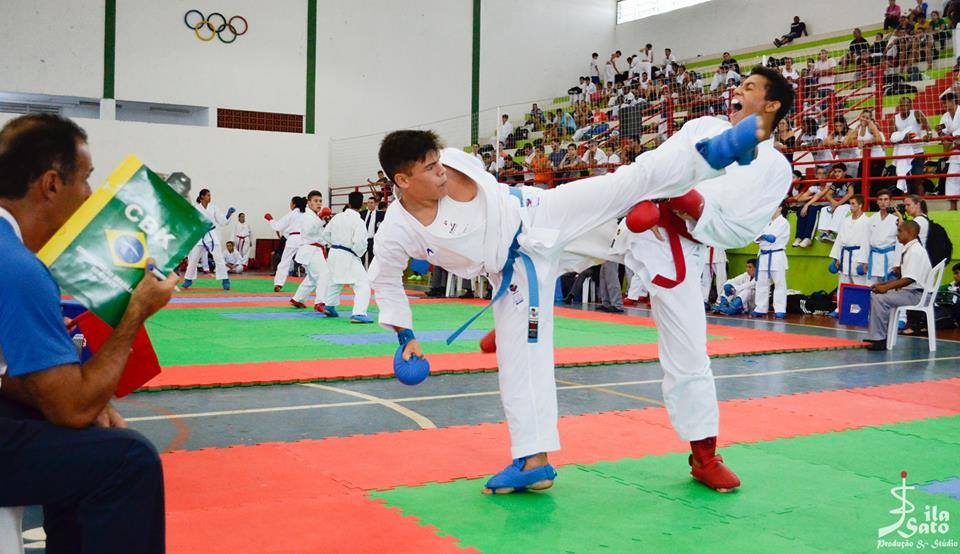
top-left (267, 196), bottom-right (305, 292)
top-left (182, 188), bottom-right (235, 290)
top-left (319, 191), bottom-right (374, 323)
top-left (290, 191), bottom-right (332, 313)
top-left (368, 105), bottom-right (770, 494)
top-left (829, 195), bottom-right (871, 286)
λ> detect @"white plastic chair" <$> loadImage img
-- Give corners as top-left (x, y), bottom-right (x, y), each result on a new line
top-left (887, 260), bottom-right (946, 352)
top-left (581, 277), bottom-right (596, 304)
top-left (445, 275), bottom-right (488, 298)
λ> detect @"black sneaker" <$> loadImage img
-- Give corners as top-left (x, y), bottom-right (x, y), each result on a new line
top-left (864, 339), bottom-right (887, 351)
top-left (425, 288), bottom-right (444, 298)
top-left (605, 306), bottom-right (625, 313)
top-left (459, 291), bottom-right (476, 299)
top-left (596, 305), bottom-right (611, 312)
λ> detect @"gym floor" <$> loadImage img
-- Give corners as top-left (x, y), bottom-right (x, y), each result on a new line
top-left (23, 275), bottom-right (960, 553)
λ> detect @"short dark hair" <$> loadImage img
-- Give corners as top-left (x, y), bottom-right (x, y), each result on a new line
top-left (831, 162), bottom-right (847, 172)
top-left (746, 258), bottom-right (758, 266)
top-left (348, 191), bottom-right (363, 209)
top-left (901, 220), bottom-right (920, 236)
top-left (952, 262), bottom-right (960, 272)
top-left (876, 188), bottom-right (893, 197)
top-left (749, 65), bottom-right (795, 129)
top-left (850, 194), bottom-right (864, 205)
top-left (307, 189), bottom-right (322, 200)
top-left (378, 130), bottom-right (443, 184)
top-left (944, 92), bottom-right (957, 102)
top-left (226, 241), bottom-right (234, 246)
top-left (0, 114), bottom-right (88, 199)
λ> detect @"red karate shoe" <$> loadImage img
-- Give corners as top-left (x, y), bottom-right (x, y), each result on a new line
top-left (290, 299), bottom-right (306, 309)
top-left (313, 303), bottom-right (326, 313)
top-left (689, 436), bottom-right (740, 492)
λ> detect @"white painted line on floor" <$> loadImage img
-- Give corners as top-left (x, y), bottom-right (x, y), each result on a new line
top-left (122, 355), bottom-right (960, 423)
top-left (299, 382), bottom-right (437, 429)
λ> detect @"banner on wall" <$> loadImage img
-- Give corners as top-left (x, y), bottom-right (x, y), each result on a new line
top-left (38, 155), bottom-right (211, 326)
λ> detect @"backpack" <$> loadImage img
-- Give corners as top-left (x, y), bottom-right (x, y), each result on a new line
top-left (925, 217), bottom-right (954, 266)
top-left (800, 290), bottom-right (836, 314)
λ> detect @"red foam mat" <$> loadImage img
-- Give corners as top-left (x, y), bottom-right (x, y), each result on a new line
top-left (145, 310), bottom-right (862, 389)
top-left (162, 378), bottom-right (960, 552)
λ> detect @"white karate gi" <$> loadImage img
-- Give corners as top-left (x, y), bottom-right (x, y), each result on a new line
top-left (829, 213), bottom-right (871, 286)
top-left (626, 271), bottom-right (648, 300)
top-left (223, 249), bottom-right (244, 274)
top-left (942, 108), bottom-right (960, 195)
top-left (620, 130), bottom-right (792, 441)
top-left (701, 246), bottom-right (728, 301)
top-left (720, 272), bottom-right (757, 310)
top-left (292, 210), bottom-right (329, 307)
top-left (321, 208), bottom-right (371, 317)
top-left (866, 211), bottom-right (901, 283)
top-left (891, 110), bottom-right (925, 192)
top-left (271, 209), bottom-right (303, 288)
top-left (233, 221), bottom-right (252, 263)
top-left (371, 117), bottom-right (725, 459)
top-left (185, 202), bottom-right (230, 281)
top-left (752, 215), bottom-right (791, 314)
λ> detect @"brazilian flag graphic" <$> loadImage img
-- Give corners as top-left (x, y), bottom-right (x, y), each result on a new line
top-left (38, 155), bottom-right (212, 326)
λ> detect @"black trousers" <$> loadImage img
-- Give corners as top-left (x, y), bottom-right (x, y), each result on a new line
top-left (0, 398), bottom-right (165, 554)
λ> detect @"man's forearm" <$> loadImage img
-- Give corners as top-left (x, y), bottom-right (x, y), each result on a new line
top-left (72, 307), bottom-right (146, 418)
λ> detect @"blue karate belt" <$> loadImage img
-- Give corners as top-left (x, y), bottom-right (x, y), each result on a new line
top-left (867, 244), bottom-right (896, 278)
top-left (330, 244), bottom-right (360, 258)
top-left (201, 229), bottom-right (216, 254)
top-left (759, 248), bottom-right (784, 280)
top-left (840, 245), bottom-right (861, 276)
top-left (447, 187), bottom-right (539, 345)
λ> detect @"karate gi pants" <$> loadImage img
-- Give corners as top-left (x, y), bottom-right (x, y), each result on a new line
top-left (701, 262), bottom-right (727, 301)
top-left (626, 237), bottom-right (719, 441)
top-left (185, 240), bottom-right (227, 280)
top-left (293, 254), bottom-right (329, 307)
top-left (273, 242), bottom-right (299, 287)
top-left (753, 269), bottom-right (787, 314)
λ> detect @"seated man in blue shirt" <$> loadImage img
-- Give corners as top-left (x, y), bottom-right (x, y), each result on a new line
top-left (0, 114), bottom-right (177, 554)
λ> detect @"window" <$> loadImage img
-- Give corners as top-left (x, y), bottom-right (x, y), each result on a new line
top-left (616, 0), bottom-right (713, 24)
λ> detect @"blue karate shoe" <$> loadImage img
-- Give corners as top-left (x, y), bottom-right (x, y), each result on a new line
top-left (750, 310), bottom-right (766, 318)
top-left (323, 306), bottom-right (340, 318)
top-left (774, 312), bottom-right (786, 319)
top-left (484, 457), bottom-right (557, 494)
top-left (350, 314), bottom-right (374, 324)
top-left (222, 279), bottom-right (230, 291)
top-left (829, 310), bottom-right (838, 318)
top-left (181, 279), bottom-right (193, 290)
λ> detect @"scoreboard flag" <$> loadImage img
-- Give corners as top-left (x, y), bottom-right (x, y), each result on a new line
top-left (38, 155), bottom-right (212, 326)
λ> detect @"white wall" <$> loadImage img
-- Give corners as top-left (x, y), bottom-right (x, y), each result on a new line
top-left (480, 0), bottom-right (615, 111)
top-left (116, 0), bottom-right (307, 114)
top-left (315, 0), bottom-right (472, 139)
top-left (0, 114), bottom-right (329, 241)
top-left (0, 1), bottom-right (105, 99)
top-left (614, 0), bottom-right (882, 63)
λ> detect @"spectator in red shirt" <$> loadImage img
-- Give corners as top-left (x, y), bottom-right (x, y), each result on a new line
top-left (885, 0), bottom-right (903, 29)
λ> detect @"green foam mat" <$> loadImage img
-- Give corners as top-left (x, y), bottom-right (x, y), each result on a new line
top-left (372, 416), bottom-right (960, 553)
top-left (146, 304), bottom-right (671, 366)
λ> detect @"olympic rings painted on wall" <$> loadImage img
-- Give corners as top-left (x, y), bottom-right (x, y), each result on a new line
top-left (183, 10), bottom-right (248, 44)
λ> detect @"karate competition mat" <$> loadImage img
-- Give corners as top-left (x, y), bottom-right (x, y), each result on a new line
top-left (29, 274), bottom-right (960, 553)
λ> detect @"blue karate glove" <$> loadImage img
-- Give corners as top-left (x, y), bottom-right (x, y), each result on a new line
top-left (724, 283), bottom-right (735, 296)
top-left (409, 259), bottom-right (430, 275)
top-left (828, 260), bottom-right (839, 274)
top-left (394, 329), bottom-right (429, 385)
top-left (695, 114), bottom-right (761, 169)
top-left (761, 234), bottom-right (777, 243)
top-left (225, 207), bottom-right (236, 219)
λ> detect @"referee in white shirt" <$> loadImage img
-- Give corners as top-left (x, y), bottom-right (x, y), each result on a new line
top-left (865, 221), bottom-right (933, 350)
